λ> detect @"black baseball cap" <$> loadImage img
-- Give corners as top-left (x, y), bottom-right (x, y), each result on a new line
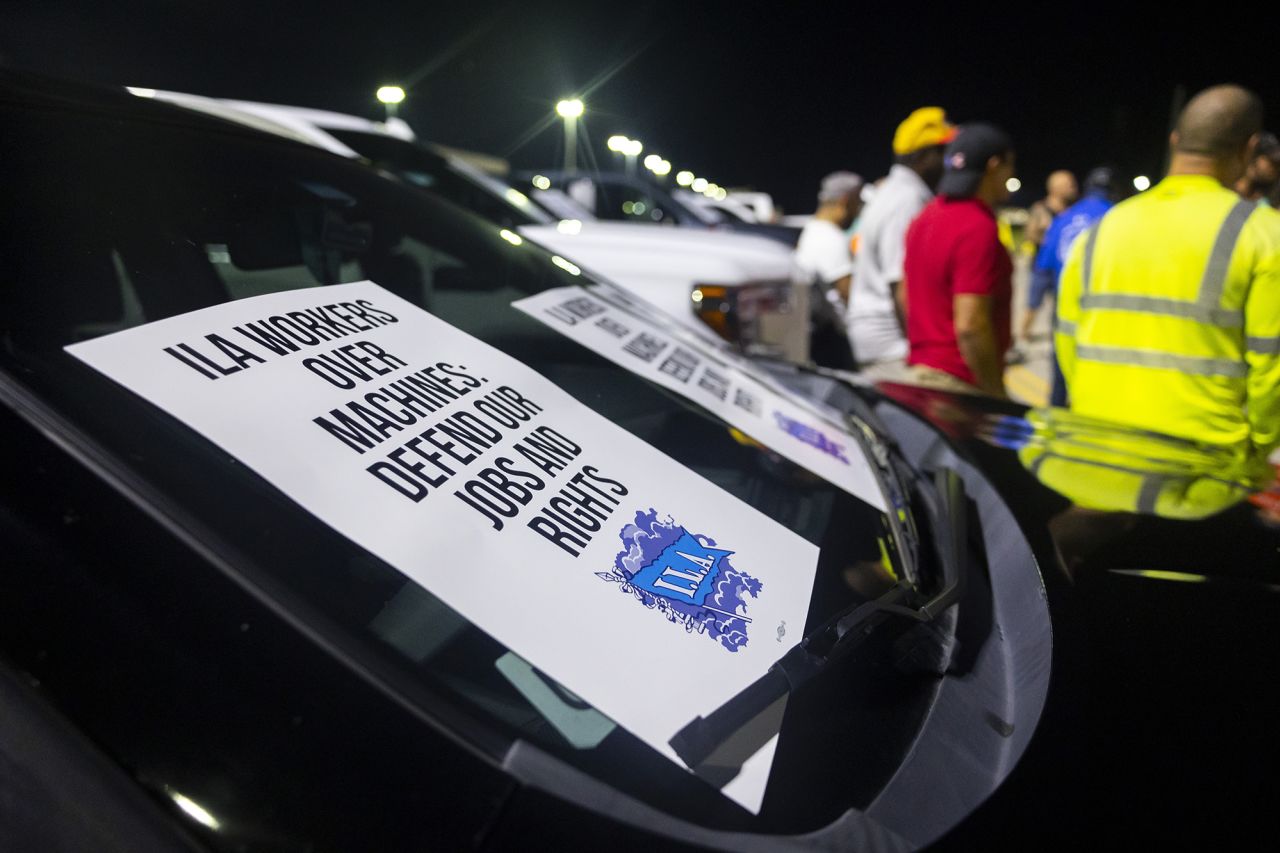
top-left (936, 123), bottom-right (1014, 197)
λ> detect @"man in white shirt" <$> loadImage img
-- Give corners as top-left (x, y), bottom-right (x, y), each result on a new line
top-left (847, 107), bottom-right (954, 379)
top-left (794, 171), bottom-right (864, 367)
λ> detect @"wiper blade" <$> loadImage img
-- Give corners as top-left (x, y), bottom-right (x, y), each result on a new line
top-left (758, 359), bottom-right (924, 585)
top-left (668, 466), bottom-right (968, 781)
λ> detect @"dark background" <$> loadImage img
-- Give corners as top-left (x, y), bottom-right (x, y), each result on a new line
top-left (5, 1), bottom-right (1274, 212)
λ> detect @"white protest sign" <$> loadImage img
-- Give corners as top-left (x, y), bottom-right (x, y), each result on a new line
top-left (513, 286), bottom-right (888, 512)
top-left (66, 281), bottom-right (819, 814)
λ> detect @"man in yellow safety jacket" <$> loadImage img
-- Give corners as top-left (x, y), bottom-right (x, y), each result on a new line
top-left (1056, 84), bottom-right (1280, 464)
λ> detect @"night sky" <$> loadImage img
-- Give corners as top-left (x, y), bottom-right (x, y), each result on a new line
top-left (5, 2), bottom-right (1275, 212)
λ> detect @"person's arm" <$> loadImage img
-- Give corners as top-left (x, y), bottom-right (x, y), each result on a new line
top-left (1245, 231), bottom-right (1280, 456)
top-left (814, 228), bottom-right (855, 306)
top-left (891, 279), bottom-right (906, 328)
top-left (1025, 203), bottom-right (1049, 247)
top-left (954, 294), bottom-right (1007, 396)
top-left (879, 204), bottom-right (921, 331)
top-left (950, 219), bottom-right (1010, 397)
top-left (833, 274), bottom-right (853, 304)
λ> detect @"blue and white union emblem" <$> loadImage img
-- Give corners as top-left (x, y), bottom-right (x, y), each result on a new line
top-left (597, 509), bottom-right (763, 652)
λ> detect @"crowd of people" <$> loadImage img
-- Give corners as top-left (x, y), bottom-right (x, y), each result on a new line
top-left (794, 84), bottom-right (1280, 466)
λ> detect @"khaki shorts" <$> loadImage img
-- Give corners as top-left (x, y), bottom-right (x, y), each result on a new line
top-left (905, 364), bottom-right (989, 396)
top-left (857, 358), bottom-right (910, 383)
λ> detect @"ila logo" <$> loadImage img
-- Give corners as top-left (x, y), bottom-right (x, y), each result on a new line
top-left (597, 509), bottom-right (762, 652)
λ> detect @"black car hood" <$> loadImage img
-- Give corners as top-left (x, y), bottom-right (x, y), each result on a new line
top-left (852, 379), bottom-right (1280, 846)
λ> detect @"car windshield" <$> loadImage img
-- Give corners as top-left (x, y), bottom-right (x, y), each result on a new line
top-left (0, 86), bottom-right (944, 832)
top-left (322, 126), bottom-right (557, 228)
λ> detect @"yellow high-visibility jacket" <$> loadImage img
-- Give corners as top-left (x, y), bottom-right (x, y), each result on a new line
top-left (1057, 174), bottom-right (1280, 459)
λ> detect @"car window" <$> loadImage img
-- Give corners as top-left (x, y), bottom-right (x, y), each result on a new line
top-left (585, 177), bottom-right (681, 225)
top-left (530, 187), bottom-right (596, 221)
top-left (0, 98), bottom-right (936, 831)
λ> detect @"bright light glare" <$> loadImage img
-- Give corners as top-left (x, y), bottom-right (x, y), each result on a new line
top-left (1133, 175), bottom-right (1151, 191)
top-left (714, 188), bottom-right (728, 201)
top-left (505, 188), bottom-right (531, 206)
top-left (376, 86), bottom-right (405, 105)
top-left (551, 255), bottom-right (582, 276)
top-left (170, 791), bottom-right (220, 830)
top-left (531, 174), bottom-right (551, 190)
top-left (653, 159), bottom-right (672, 176)
top-left (1006, 178), bottom-right (1022, 193)
top-left (624, 139), bottom-right (643, 157)
top-left (691, 178), bottom-right (709, 192)
top-left (703, 183), bottom-right (719, 197)
top-left (556, 98), bottom-right (584, 118)
top-left (691, 288), bottom-right (704, 303)
top-left (622, 201), bottom-right (635, 214)
top-left (499, 229), bottom-right (524, 246)
top-left (676, 170), bottom-right (694, 186)
top-left (607, 135), bottom-right (629, 152)
top-left (643, 154), bottom-right (661, 170)
top-left (126, 86), bottom-right (157, 98)
top-left (556, 219), bottom-right (583, 234)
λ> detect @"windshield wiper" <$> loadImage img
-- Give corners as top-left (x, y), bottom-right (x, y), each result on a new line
top-left (751, 358), bottom-right (925, 585)
top-left (668, 465), bottom-right (968, 782)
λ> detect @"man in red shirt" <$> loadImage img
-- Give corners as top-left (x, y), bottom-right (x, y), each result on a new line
top-left (903, 123), bottom-right (1016, 397)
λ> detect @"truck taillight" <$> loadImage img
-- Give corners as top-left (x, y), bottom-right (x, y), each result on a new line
top-left (691, 281), bottom-right (808, 363)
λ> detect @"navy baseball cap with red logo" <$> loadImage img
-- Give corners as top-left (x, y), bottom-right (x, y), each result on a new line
top-left (937, 123), bottom-right (1014, 197)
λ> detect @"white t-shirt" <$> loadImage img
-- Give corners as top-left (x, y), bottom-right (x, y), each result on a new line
top-left (794, 219), bottom-right (854, 287)
top-left (847, 164), bottom-right (932, 363)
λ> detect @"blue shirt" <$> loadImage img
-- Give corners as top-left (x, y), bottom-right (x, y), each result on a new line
top-left (1034, 191), bottom-right (1114, 276)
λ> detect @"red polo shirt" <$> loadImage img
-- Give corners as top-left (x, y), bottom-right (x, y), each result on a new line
top-left (903, 195), bottom-right (1012, 385)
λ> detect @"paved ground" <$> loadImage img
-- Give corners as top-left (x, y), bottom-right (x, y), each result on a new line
top-left (1004, 254), bottom-right (1053, 407)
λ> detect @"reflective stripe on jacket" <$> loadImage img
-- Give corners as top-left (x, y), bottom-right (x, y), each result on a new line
top-left (1056, 174), bottom-right (1280, 457)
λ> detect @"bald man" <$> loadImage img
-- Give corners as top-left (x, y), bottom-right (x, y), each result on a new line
top-left (1056, 84), bottom-right (1280, 463)
top-left (1026, 170), bottom-right (1079, 248)
top-left (1019, 170), bottom-right (1078, 345)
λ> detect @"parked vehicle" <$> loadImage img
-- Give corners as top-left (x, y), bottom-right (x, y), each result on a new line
top-left (771, 369), bottom-right (1280, 848)
top-left (675, 189), bottom-right (762, 224)
top-left (726, 190), bottom-right (781, 224)
top-left (138, 93), bottom-right (807, 361)
top-left (514, 170), bottom-right (802, 247)
top-left (1, 70), bottom-right (1032, 851)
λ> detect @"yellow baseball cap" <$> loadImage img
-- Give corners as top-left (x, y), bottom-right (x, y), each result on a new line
top-left (893, 107), bottom-right (957, 156)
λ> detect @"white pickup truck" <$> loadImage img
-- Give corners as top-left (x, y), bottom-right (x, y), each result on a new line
top-left (132, 91), bottom-right (807, 361)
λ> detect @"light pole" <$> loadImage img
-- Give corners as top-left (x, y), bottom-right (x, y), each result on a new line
top-left (643, 154), bottom-right (671, 181)
top-left (376, 85), bottom-right (405, 121)
top-left (623, 138), bottom-right (642, 176)
top-left (556, 98), bottom-right (585, 173)
top-left (608, 136), bottom-right (644, 175)
top-left (607, 135), bottom-right (629, 172)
